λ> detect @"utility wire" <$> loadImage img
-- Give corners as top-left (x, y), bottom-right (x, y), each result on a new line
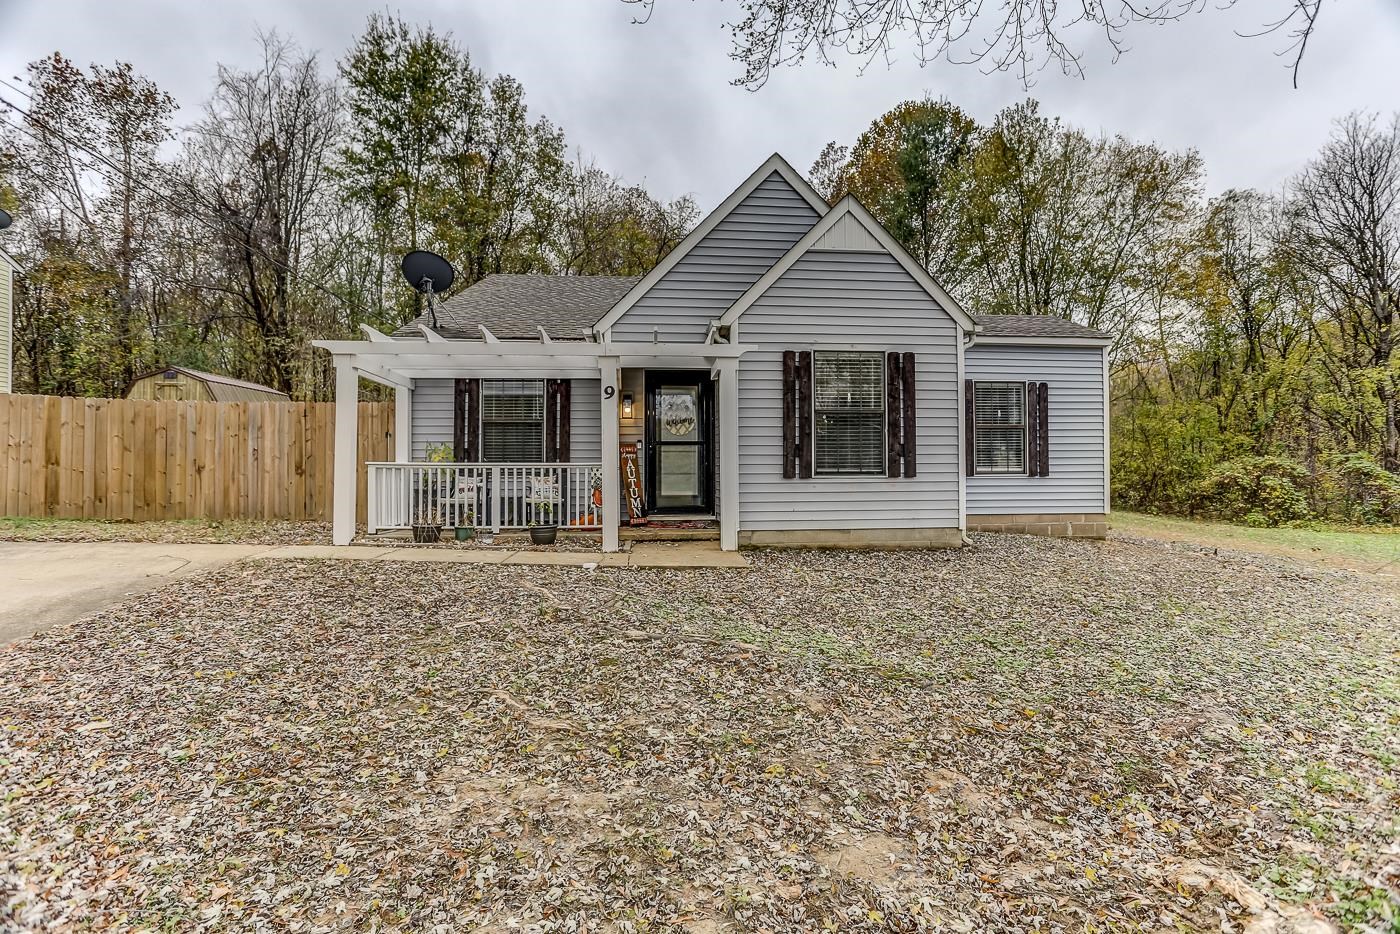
top-left (0, 86), bottom-right (371, 317)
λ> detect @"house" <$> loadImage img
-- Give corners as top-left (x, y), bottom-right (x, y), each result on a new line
top-left (313, 154), bottom-right (1111, 551)
top-left (123, 366), bottom-right (291, 403)
top-left (0, 248), bottom-right (18, 394)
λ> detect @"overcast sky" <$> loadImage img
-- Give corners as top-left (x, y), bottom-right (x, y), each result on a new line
top-left (2, 0), bottom-right (1398, 210)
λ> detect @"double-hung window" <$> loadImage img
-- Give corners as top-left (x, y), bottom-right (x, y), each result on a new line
top-left (813, 350), bottom-right (885, 476)
top-left (972, 381), bottom-right (1026, 474)
top-left (481, 379), bottom-right (545, 462)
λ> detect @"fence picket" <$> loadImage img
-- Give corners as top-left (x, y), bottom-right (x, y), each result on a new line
top-left (0, 394), bottom-right (392, 523)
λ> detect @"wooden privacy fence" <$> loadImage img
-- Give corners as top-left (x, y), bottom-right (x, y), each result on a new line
top-left (0, 394), bottom-right (394, 522)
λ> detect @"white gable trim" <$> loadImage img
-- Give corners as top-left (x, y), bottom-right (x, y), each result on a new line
top-left (0, 249), bottom-right (21, 274)
top-left (591, 153), bottom-right (828, 337)
top-left (716, 195), bottom-right (979, 333)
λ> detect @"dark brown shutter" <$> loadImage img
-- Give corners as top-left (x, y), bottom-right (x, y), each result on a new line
top-left (797, 350), bottom-right (813, 479)
top-left (901, 351), bottom-right (917, 478)
top-left (1026, 381), bottom-right (1040, 477)
top-left (964, 380), bottom-right (975, 477)
top-left (453, 379), bottom-right (467, 462)
top-left (558, 380), bottom-right (571, 462)
top-left (782, 351), bottom-right (797, 479)
top-left (1036, 381), bottom-right (1049, 477)
top-left (886, 351), bottom-right (903, 478)
top-left (544, 379), bottom-right (571, 462)
top-left (455, 378), bottom-right (481, 462)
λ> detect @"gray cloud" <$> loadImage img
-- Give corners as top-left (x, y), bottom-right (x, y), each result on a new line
top-left (2, 0), bottom-right (1397, 208)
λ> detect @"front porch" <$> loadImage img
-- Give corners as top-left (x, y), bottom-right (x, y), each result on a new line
top-left (313, 331), bottom-right (748, 552)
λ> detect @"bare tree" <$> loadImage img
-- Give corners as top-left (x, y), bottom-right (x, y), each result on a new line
top-left (185, 31), bottom-right (342, 394)
top-left (1287, 112), bottom-right (1400, 469)
top-left (624, 0), bottom-right (1324, 89)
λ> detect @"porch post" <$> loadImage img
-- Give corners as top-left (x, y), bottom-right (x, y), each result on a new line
top-left (599, 355), bottom-right (621, 553)
top-left (716, 357), bottom-right (740, 551)
top-left (394, 384), bottom-right (412, 462)
top-left (332, 359), bottom-right (359, 546)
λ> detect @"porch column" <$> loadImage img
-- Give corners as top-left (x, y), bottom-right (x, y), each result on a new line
top-left (716, 357), bottom-right (740, 551)
top-left (599, 355), bottom-right (621, 553)
top-left (394, 384), bottom-right (412, 461)
top-left (332, 359), bottom-right (359, 546)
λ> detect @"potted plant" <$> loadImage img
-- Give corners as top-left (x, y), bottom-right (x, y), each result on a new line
top-left (411, 502), bottom-right (443, 544)
top-left (528, 500), bottom-right (558, 545)
top-left (454, 504), bottom-right (476, 542)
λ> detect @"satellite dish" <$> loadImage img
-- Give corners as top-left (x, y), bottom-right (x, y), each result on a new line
top-left (0, 209), bottom-right (11, 230)
top-left (401, 250), bottom-right (455, 330)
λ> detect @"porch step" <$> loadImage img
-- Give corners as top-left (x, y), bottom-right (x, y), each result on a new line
top-left (620, 520), bottom-right (719, 542)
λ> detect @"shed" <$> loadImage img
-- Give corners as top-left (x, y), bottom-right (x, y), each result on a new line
top-left (124, 366), bottom-right (290, 402)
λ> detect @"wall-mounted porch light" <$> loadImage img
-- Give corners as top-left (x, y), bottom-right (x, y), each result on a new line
top-left (621, 391), bottom-right (634, 419)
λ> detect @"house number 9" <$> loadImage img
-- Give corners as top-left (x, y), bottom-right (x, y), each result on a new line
top-left (603, 386), bottom-right (616, 399)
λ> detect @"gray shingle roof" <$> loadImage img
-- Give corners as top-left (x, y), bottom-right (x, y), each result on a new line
top-left (972, 314), bottom-right (1111, 341)
top-left (390, 273), bottom-right (1111, 343)
top-left (393, 274), bottom-right (640, 340)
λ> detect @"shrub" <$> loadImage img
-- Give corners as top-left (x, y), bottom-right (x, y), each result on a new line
top-left (1323, 452), bottom-right (1400, 524)
top-left (1192, 456), bottom-right (1312, 526)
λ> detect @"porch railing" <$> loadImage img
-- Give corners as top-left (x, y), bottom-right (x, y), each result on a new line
top-left (366, 462), bottom-right (604, 533)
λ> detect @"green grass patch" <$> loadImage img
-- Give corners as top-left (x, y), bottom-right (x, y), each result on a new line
top-left (1112, 511), bottom-right (1400, 568)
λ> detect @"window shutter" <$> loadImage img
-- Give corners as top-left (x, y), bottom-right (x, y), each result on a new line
top-left (453, 378), bottom-right (482, 462)
top-left (1026, 381), bottom-right (1040, 477)
top-left (886, 352), bottom-right (903, 478)
top-left (454, 378), bottom-right (481, 462)
top-left (544, 379), bottom-right (571, 461)
top-left (1036, 381), bottom-right (1049, 477)
top-left (797, 350), bottom-right (813, 479)
top-left (901, 352), bottom-right (917, 478)
top-left (782, 351), bottom-right (797, 479)
top-left (964, 380), bottom-right (975, 477)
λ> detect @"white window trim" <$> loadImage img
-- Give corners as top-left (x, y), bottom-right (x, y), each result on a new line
top-left (811, 349), bottom-right (887, 478)
top-left (972, 380), bottom-right (1028, 477)
top-left (480, 378), bottom-right (547, 463)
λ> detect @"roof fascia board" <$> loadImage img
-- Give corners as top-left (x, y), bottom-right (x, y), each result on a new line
top-left (717, 195), bottom-right (978, 332)
top-left (971, 334), bottom-right (1112, 348)
top-left (0, 248), bottom-right (21, 273)
top-left (591, 152), bottom-right (829, 337)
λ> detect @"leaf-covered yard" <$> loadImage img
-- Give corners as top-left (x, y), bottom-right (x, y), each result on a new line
top-left (2, 534), bottom-right (1398, 932)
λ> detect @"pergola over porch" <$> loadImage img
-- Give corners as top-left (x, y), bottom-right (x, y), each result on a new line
top-left (311, 330), bottom-right (753, 552)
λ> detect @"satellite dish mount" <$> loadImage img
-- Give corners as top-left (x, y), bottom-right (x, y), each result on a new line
top-left (400, 250), bottom-right (456, 332)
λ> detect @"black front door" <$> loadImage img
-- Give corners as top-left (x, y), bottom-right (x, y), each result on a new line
top-left (645, 370), bottom-right (713, 514)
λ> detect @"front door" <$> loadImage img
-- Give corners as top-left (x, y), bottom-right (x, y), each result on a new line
top-left (645, 370), bottom-right (713, 514)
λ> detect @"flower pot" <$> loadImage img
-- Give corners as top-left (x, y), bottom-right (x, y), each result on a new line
top-left (528, 525), bottom-right (559, 546)
top-left (411, 524), bottom-right (442, 544)
top-left (454, 526), bottom-right (475, 542)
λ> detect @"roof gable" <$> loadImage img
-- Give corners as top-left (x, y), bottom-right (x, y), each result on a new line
top-left (592, 153), bottom-right (828, 337)
top-left (716, 195), bottom-right (978, 333)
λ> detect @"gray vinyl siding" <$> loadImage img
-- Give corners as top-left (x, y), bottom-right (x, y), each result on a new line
top-left (736, 250), bottom-right (962, 531)
top-left (410, 376), bottom-right (602, 463)
top-left (610, 172), bottom-right (821, 343)
top-left (965, 345), bottom-right (1106, 513)
top-left (0, 263), bottom-right (11, 393)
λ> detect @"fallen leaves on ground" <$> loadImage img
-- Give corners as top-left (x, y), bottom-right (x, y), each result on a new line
top-left (2, 534), bottom-right (1397, 932)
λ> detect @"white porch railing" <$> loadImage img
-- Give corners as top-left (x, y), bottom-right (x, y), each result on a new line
top-left (366, 462), bottom-right (604, 533)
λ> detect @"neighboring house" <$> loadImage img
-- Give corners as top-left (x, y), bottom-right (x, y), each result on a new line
top-left (0, 248), bottom-right (17, 394)
top-left (314, 153), bottom-right (1110, 551)
top-left (124, 366), bottom-right (291, 403)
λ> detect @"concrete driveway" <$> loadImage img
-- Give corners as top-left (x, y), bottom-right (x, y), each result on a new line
top-left (0, 541), bottom-right (268, 644)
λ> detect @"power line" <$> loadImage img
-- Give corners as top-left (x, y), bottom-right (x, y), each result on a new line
top-left (0, 87), bottom-right (371, 317)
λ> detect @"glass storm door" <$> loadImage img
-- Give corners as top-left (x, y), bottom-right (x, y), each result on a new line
top-left (645, 371), bottom-right (713, 513)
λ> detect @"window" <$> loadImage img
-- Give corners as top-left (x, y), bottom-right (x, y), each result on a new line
top-left (813, 351), bottom-right (885, 476)
top-left (481, 379), bottom-right (544, 462)
top-left (973, 382), bottom-right (1026, 474)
